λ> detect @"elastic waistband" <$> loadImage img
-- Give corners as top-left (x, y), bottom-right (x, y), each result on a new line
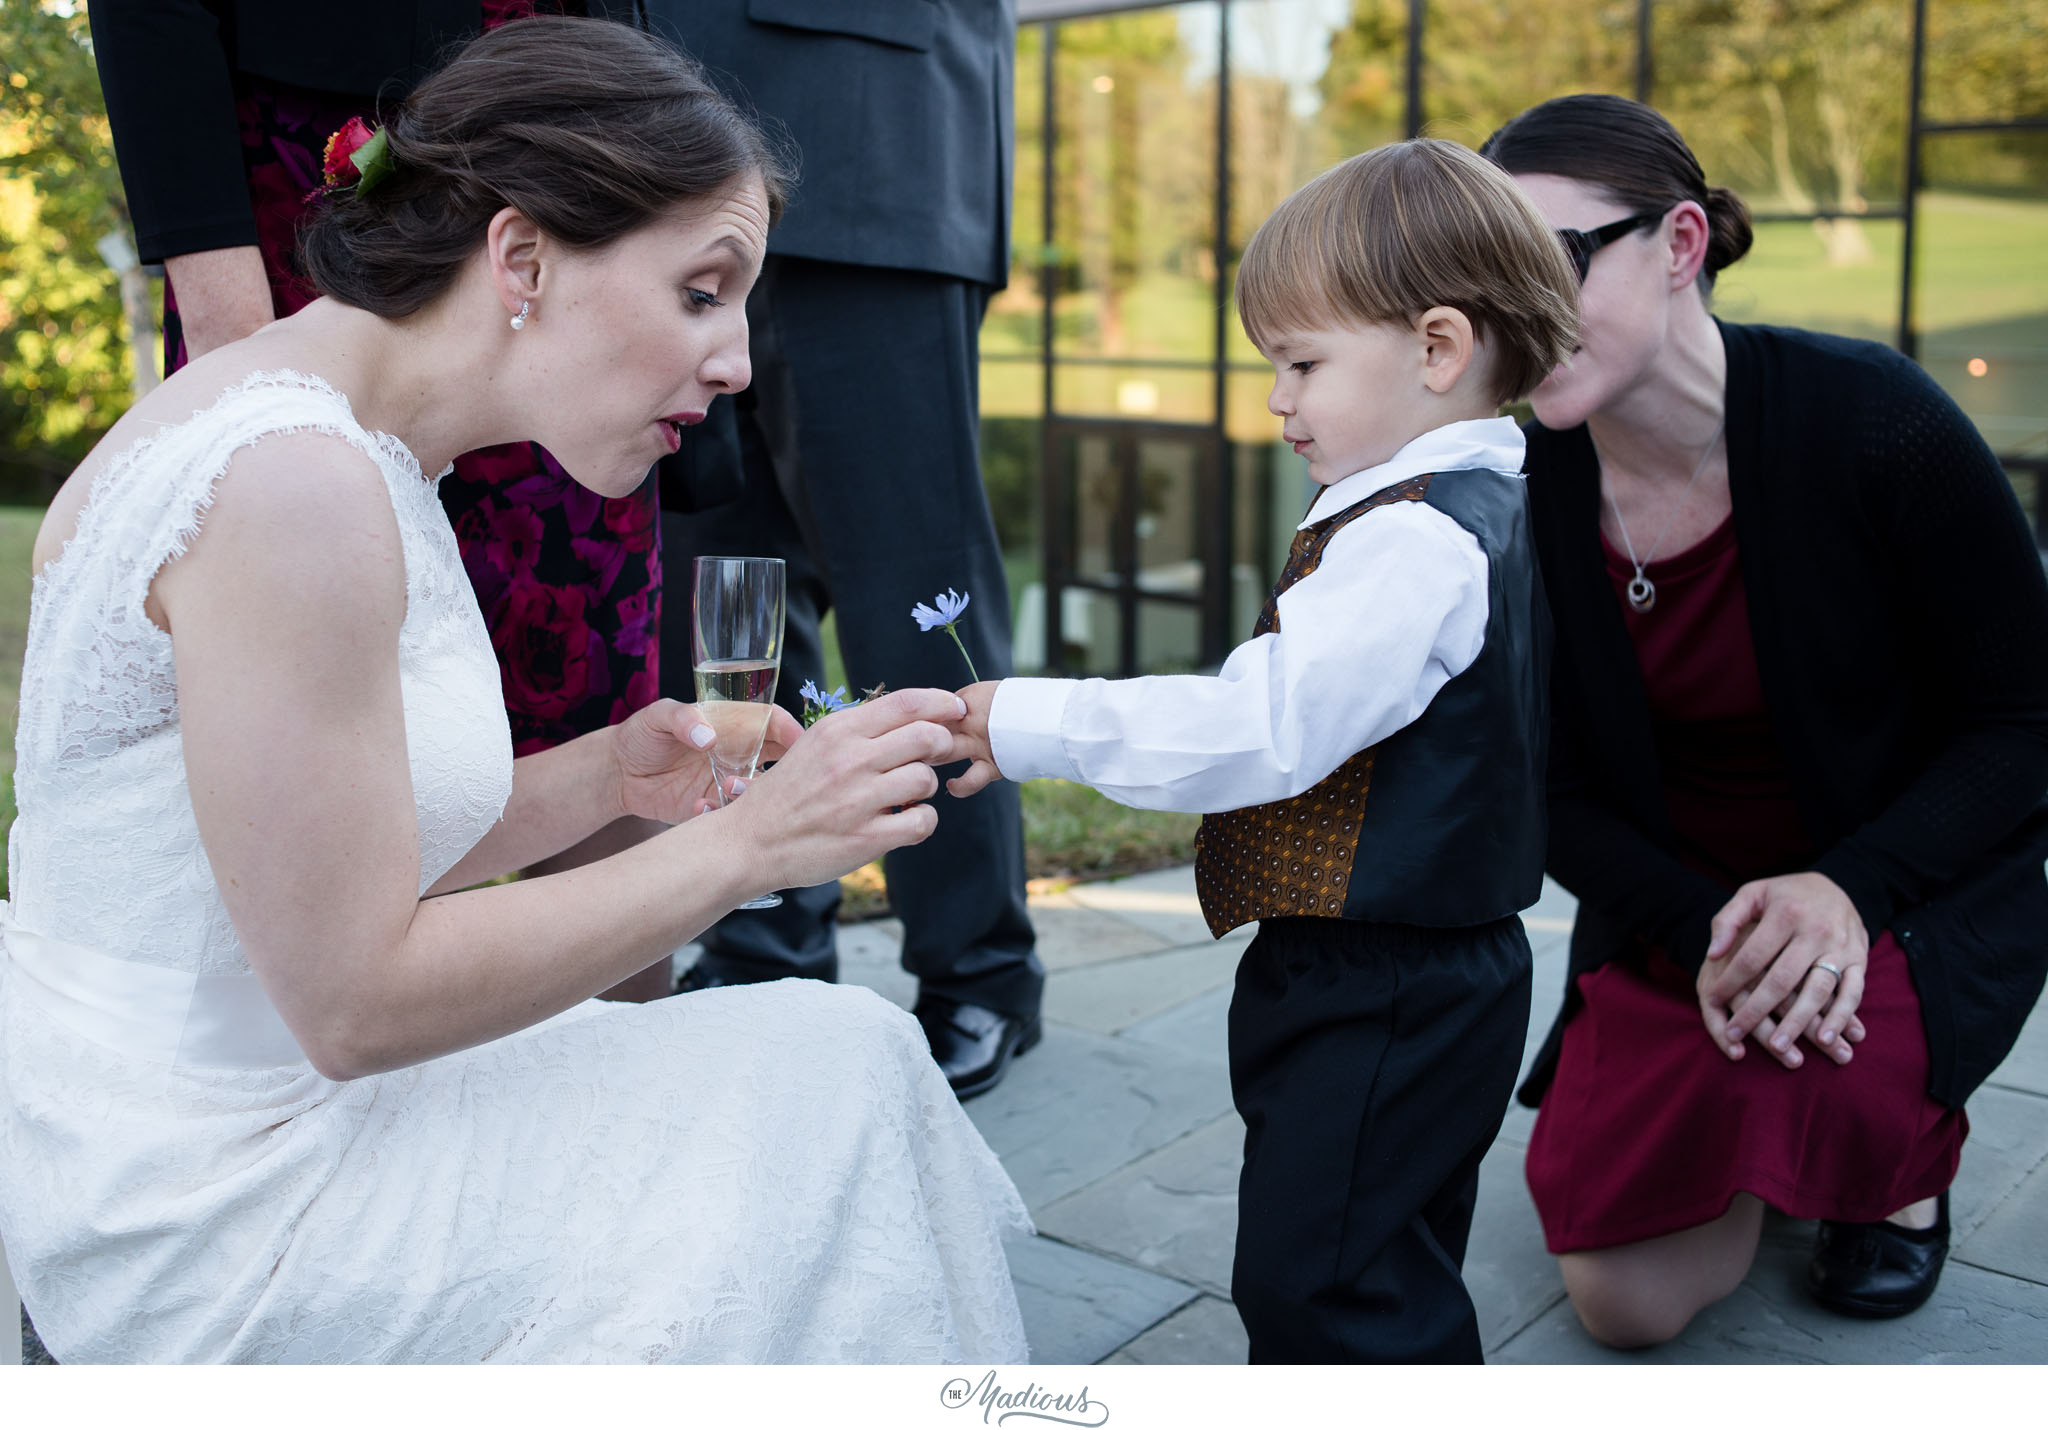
top-left (0, 903), bottom-right (308, 1070)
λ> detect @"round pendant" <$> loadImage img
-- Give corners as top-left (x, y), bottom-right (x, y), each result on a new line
top-left (1626, 575), bottom-right (1656, 612)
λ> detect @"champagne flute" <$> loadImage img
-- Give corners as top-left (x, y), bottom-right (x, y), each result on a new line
top-left (692, 555), bottom-right (786, 910)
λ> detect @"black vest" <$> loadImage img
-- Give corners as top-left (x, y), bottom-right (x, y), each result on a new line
top-left (1194, 467), bottom-right (1550, 935)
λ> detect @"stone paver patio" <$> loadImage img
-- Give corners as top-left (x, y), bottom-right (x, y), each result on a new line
top-left (843, 865), bottom-right (2048, 1365)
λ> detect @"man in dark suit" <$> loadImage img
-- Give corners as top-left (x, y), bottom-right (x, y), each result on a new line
top-left (607, 0), bottom-right (1044, 1098)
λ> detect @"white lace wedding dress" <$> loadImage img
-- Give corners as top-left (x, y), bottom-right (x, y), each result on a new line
top-left (0, 372), bottom-right (1032, 1363)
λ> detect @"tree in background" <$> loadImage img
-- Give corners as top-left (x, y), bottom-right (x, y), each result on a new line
top-left (0, 0), bottom-right (146, 500)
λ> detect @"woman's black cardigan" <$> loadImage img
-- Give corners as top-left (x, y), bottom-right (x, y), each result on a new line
top-left (1518, 320), bottom-right (2048, 1110)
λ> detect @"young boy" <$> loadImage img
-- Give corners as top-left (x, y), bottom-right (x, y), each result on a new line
top-left (948, 139), bottom-right (1579, 1363)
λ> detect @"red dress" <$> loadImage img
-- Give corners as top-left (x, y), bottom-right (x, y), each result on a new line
top-left (1523, 513), bottom-right (1966, 1253)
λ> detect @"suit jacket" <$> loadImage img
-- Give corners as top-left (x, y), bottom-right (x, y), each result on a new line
top-left (604, 0), bottom-right (1015, 288)
top-left (90, 0), bottom-right (485, 262)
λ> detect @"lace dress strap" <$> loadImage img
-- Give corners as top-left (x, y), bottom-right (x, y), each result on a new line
top-left (16, 370), bottom-right (430, 781)
top-left (75, 371), bottom-right (418, 604)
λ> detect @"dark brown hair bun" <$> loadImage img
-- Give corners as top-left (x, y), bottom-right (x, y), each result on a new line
top-left (300, 16), bottom-right (793, 318)
top-left (1480, 93), bottom-right (1751, 288)
top-left (1701, 185), bottom-right (1755, 277)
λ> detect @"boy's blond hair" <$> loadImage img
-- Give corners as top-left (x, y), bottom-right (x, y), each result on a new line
top-left (1236, 138), bottom-right (1579, 404)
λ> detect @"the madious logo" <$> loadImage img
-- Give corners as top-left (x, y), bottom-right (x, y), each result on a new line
top-left (939, 1369), bottom-right (1110, 1427)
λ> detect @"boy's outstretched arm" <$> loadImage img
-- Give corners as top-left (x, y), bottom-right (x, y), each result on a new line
top-left (951, 501), bottom-right (1492, 815)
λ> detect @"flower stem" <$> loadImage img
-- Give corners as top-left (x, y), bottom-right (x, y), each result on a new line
top-left (945, 624), bottom-right (980, 684)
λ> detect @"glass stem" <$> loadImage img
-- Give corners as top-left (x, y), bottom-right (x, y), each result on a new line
top-left (946, 624), bottom-right (980, 684)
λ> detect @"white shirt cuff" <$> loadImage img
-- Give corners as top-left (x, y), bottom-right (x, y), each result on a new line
top-left (989, 677), bottom-right (1081, 784)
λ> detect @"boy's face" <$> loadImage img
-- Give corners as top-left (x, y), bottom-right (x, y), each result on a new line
top-left (1258, 320), bottom-right (1433, 486)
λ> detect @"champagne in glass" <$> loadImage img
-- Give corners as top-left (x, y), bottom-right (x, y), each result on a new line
top-left (691, 556), bottom-right (786, 910)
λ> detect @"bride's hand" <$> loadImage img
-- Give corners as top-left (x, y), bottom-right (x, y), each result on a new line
top-left (610, 697), bottom-right (804, 825)
top-left (718, 688), bottom-right (969, 891)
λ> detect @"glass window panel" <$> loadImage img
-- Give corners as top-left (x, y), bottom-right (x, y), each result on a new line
top-left (1711, 217), bottom-right (1904, 344)
top-left (988, 21), bottom-right (1048, 363)
top-left (1914, 131), bottom-right (2048, 460)
top-left (980, 415), bottom-right (1043, 644)
top-left (1422, 0), bottom-right (1634, 146)
top-left (1066, 429), bottom-right (1121, 582)
top-left (1057, 588), bottom-right (1125, 677)
top-left (1135, 600), bottom-right (1204, 674)
top-left (1224, 270), bottom-right (1265, 369)
top-left (1229, 0), bottom-right (1380, 253)
top-left (1656, 0), bottom-right (1909, 215)
top-left (1225, 365), bottom-right (1280, 444)
top-left (1222, 2), bottom-right (1389, 369)
top-left (979, 356), bottom-right (1043, 420)
top-left (1133, 436), bottom-right (1203, 580)
top-left (1924, 0), bottom-right (2048, 126)
top-left (1051, 5), bottom-right (1222, 369)
top-left (1231, 437), bottom-right (1297, 636)
top-left (1052, 360), bottom-right (1216, 422)
top-left (2004, 462), bottom-right (2045, 542)
top-left (1010, 580), bottom-right (1125, 679)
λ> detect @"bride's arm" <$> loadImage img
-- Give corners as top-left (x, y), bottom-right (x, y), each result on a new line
top-left (159, 439), bottom-right (953, 1080)
top-left (422, 729), bottom-right (631, 895)
top-left (422, 697), bottom-right (791, 896)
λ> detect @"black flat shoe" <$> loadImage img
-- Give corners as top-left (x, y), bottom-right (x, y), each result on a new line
top-left (1807, 1192), bottom-right (1950, 1319)
top-left (673, 960), bottom-right (811, 995)
top-left (914, 998), bottom-right (1042, 1100)
top-left (22, 1306), bottom-right (55, 1364)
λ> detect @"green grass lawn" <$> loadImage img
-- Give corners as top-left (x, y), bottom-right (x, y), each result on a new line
top-left (0, 507), bottom-right (37, 898)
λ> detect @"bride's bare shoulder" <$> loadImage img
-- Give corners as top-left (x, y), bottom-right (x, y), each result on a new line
top-left (34, 350), bottom-right (378, 580)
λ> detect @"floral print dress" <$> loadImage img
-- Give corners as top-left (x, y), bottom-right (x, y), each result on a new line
top-left (162, 1), bottom-right (660, 753)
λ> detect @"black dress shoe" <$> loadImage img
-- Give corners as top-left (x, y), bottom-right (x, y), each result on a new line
top-left (914, 998), bottom-right (1042, 1100)
top-left (674, 960), bottom-right (786, 995)
top-left (1807, 1192), bottom-right (1950, 1319)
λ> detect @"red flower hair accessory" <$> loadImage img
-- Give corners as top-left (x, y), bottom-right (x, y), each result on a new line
top-left (322, 116), bottom-right (394, 196)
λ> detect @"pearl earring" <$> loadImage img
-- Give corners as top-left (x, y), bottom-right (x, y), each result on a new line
top-left (510, 300), bottom-right (530, 331)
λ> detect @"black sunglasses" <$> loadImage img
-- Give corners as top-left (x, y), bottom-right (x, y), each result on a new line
top-left (1555, 210), bottom-right (1667, 284)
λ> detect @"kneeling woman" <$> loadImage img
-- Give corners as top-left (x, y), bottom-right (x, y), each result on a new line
top-left (1484, 94), bottom-right (2048, 1346)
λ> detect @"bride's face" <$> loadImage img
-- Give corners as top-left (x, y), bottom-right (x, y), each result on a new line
top-left (525, 178), bottom-right (769, 495)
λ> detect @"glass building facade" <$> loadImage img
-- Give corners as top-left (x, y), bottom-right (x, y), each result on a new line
top-left (987, 0), bottom-right (2048, 676)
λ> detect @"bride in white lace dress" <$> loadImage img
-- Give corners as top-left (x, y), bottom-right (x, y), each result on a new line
top-left (0, 19), bottom-right (1029, 1363)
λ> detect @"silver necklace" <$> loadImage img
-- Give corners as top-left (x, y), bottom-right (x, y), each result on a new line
top-left (1601, 421), bottom-right (1725, 613)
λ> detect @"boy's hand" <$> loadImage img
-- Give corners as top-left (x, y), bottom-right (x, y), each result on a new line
top-left (945, 681), bottom-right (1005, 798)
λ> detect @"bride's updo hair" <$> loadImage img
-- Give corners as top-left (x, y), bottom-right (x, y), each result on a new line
top-left (301, 16), bottom-right (792, 317)
top-left (1480, 94), bottom-right (1753, 291)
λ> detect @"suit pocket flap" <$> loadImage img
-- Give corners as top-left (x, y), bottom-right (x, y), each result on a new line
top-left (745, 0), bottom-right (937, 52)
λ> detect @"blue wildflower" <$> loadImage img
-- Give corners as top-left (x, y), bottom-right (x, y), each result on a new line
top-left (799, 680), bottom-right (854, 728)
top-left (911, 588), bottom-right (971, 632)
top-left (911, 587), bottom-right (980, 683)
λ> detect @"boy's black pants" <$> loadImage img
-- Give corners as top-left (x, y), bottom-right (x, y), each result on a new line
top-left (1228, 914), bottom-right (1531, 1363)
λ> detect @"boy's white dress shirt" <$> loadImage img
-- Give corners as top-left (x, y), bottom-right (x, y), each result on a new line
top-left (988, 417), bottom-right (1526, 814)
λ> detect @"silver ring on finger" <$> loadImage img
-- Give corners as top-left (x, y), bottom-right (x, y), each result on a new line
top-left (1812, 961), bottom-right (1844, 989)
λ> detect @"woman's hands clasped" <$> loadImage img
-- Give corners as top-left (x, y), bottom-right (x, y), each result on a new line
top-left (1697, 872), bottom-right (1871, 1070)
